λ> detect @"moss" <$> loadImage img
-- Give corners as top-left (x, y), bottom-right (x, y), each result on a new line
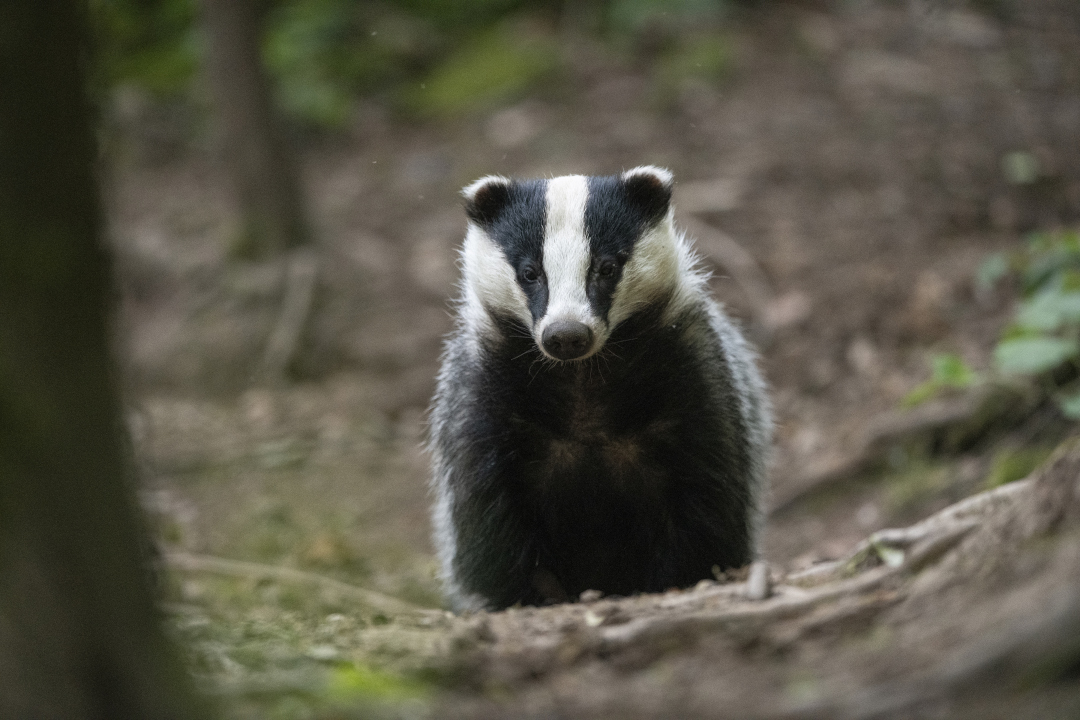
top-left (327, 663), bottom-right (430, 703)
top-left (654, 33), bottom-right (734, 99)
top-left (402, 29), bottom-right (560, 118)
top-left (985, 446), bottom-right (1055, 488)
top-left (884, 463), bottom-right (951, 516)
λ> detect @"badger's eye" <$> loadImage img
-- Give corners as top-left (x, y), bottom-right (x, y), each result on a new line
top-left (521, 266), bottom-right (540, 284)
top-left (597, 259), bottom-right (618, 278)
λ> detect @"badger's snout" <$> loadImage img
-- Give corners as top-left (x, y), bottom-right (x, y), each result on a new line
top-left (541, 319), bottom-right (594, 361)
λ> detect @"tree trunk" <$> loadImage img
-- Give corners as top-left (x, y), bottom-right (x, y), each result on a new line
top-left (200, 0), bottom-right (309, 259)
top-left (0, 3), bottom-right (207, 718)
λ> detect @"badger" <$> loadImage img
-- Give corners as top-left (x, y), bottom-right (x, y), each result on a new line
top-left (429, 166), bottom-right (771, 612)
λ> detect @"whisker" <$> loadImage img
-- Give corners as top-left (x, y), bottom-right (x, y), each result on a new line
top-left (600, 344), bottom-right (624, 362)
top-left (599, 349), bottom-right (617, 374)
top-left (511, 346), bottom-right (539, 362)
top-left (593, 354), bottom-right (607, 383)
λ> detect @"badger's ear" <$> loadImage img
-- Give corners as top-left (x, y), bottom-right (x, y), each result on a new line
top-left (621, 166), bottom-right (673, 224)
top-left (463, 175), bottom-right (513, 227)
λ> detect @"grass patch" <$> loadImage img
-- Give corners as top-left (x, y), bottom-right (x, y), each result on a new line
top-left (985, 446), bottom-right (1055, 488)
top-left (402, 28), bottom-right (560, 118)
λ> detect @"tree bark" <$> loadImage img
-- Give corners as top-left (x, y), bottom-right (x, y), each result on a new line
top-left (200, 0), bottom-right (309, 259)
top-left (0, 3), bottom-right (207, 718)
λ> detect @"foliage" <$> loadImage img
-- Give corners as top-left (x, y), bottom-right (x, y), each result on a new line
top-left (262, 0), bottom-right (362, 128)
top-left (92, 0), bottom-right (199, 96)
top-left (984, 446), bottom-right (1055, 488)
top-left (94, 0), bottom-right (743, 128)
top-left (401, 28), bottom-right (561, 118)
top-left (903, 352), bottom-right (981, 407)
top-left (328, 663), bottom-right (430, 703)
top-left (910, 228), bottom-right (1080, 418)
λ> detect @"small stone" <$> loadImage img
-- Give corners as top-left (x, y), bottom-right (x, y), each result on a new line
top-left (745, 560), bottom-right (772, 601)
top-left (306, 644), bottom-right (339, 661)
top-left (579, 589), bottom-right (603, 603)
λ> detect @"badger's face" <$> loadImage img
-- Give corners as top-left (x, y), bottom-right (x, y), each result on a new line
top-left (460, 166), bottom-right (686, 361)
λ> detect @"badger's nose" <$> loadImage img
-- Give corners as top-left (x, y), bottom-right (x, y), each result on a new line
top-left (541, 320), bottom-right (594, 361)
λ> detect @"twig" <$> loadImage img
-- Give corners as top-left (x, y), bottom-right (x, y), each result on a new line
top-left (164, 551), bottom-right (440, 618)
top-left (257, 248), bottom-right (319, 384)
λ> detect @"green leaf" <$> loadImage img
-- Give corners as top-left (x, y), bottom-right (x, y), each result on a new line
top-left (901, 353), bottom-right (981, 408)
top-left (1022, 231), bottom-right (1080, 293)
top-left (1058, 390), bottom-right (1080, 419)
top-left (975, 252), bottom-right (1009, 292)
top-left (930, 353), bottom-right (979, 387)
top-left (1015, 276), bottom-right (1080, 334)
top-left (994, 336), bottom-right (1078, 376)
top-left (1053, 292), bottom-right (1080, 323)
top-left (1015, 289), bottom-right (1066, 332)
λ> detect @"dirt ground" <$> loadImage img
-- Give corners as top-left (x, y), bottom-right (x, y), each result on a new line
top-left (106, 1), bottom-right (1080, 717)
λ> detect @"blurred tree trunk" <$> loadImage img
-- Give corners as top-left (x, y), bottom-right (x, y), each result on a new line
top-left (0, 3), bottom-right (207, 719)
top-left (200, 0), bottom-right (308, 259)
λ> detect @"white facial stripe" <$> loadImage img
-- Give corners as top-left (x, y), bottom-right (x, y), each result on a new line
top-left (461, 224), bottom-right (530, 325)
top-left (542, 176), bottom-right (591, 324)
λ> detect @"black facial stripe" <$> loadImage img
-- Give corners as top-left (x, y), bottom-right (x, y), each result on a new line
top-left (478, 179), bottom-right (549, 323)
top-left (584, 175), bottom-right (662, 321)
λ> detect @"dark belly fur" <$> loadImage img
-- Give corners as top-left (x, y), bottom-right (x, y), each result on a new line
top-left (435, 305), bottom-right (756, 609)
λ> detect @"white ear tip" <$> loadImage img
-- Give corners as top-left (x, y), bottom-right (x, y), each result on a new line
top-left (622, 165), bottom-right (674, 186)
top-left (462, 175), bottom-right (511, 200)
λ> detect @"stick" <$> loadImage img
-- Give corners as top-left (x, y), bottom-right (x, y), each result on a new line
top-left (164, 551), bottom-right (440, 618)
top-left (257, 248), bottom-right (319, 384)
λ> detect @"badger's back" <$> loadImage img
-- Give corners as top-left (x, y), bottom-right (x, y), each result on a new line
top-left (430, 167), bottom-right (770, 611)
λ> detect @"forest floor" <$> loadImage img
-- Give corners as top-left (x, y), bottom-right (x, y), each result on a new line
top-left (105, 2), bottom-right (1080, 718)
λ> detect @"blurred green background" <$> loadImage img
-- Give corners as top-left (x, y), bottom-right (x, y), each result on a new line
top-left (93, 0), bottom-right (743, 128)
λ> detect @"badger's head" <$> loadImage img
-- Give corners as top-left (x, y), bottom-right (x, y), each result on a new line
top-left (459, 166), bottom-right (698, 361)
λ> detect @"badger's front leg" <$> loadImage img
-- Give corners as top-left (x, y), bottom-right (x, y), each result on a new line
top-left (655, 467), bottom-right (757, 588)
top-left (433, 457), bottom-right (554, 611)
